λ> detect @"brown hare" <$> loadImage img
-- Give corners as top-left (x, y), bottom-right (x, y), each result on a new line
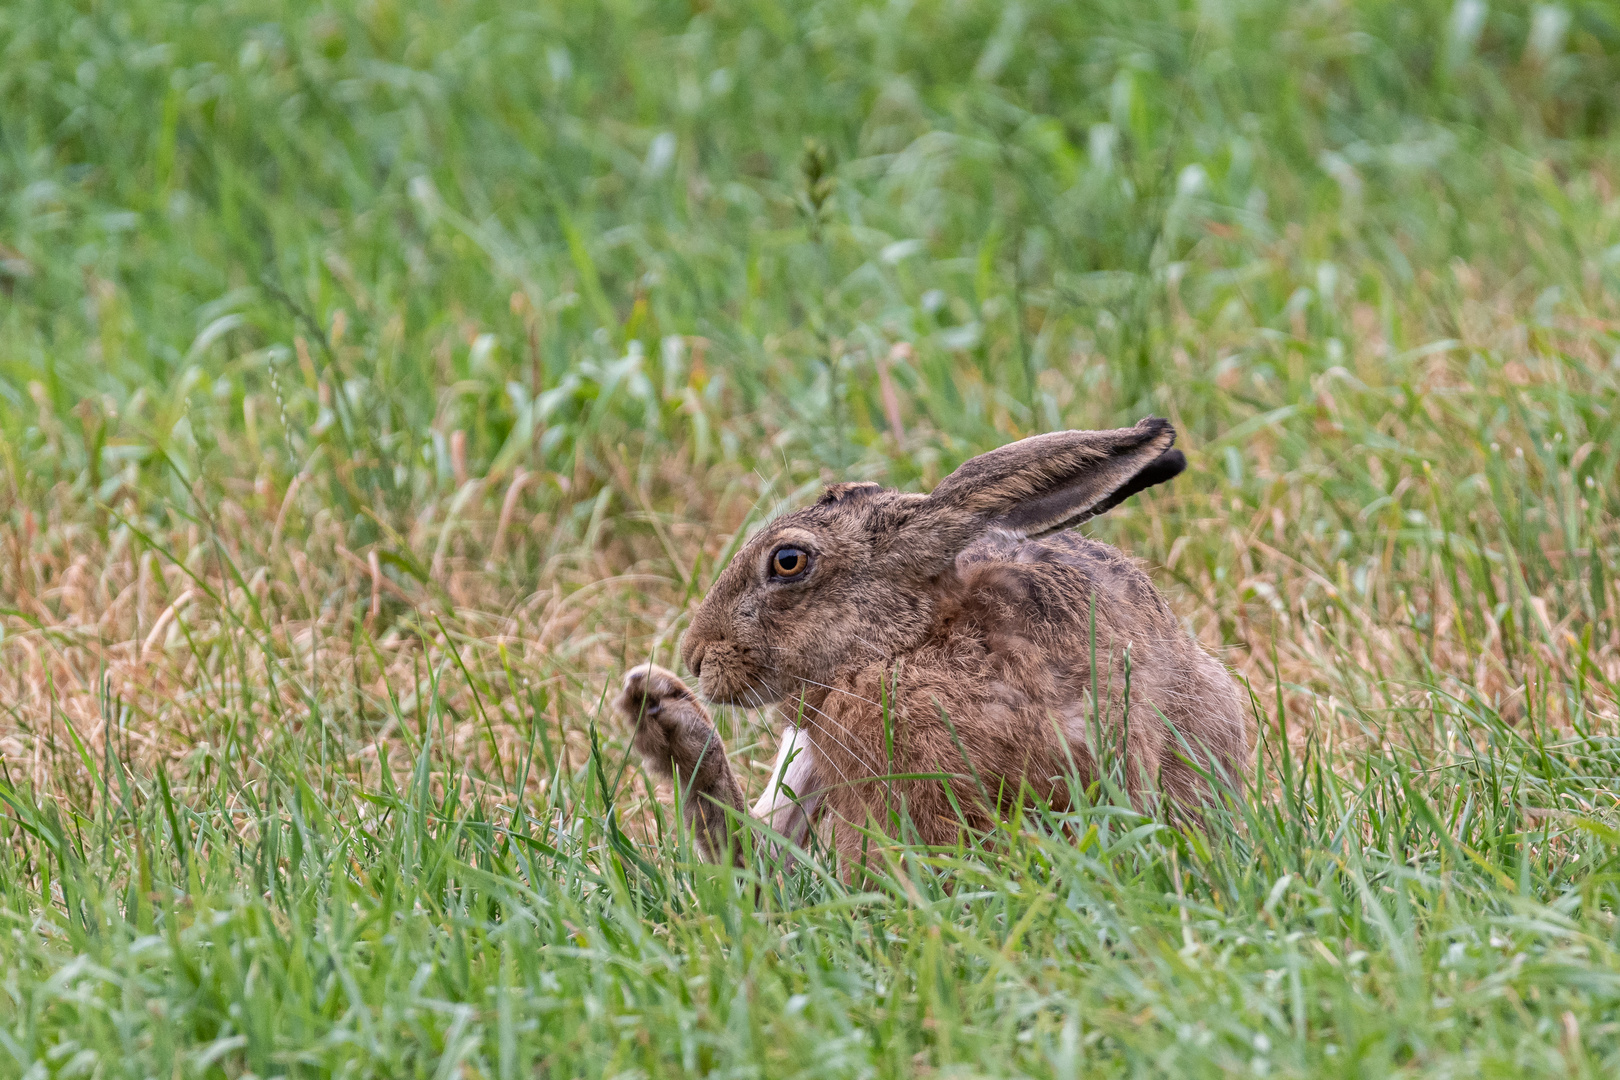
top-left (616, 418), bottom-right (1245, 864)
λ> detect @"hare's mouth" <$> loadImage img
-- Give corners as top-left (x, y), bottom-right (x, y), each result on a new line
top-left (697, 664), bottom-right (783, 709)
top-left (684, 634), bottom-right (786, 708)
top-left (700, 679), bottom-right (784, 709)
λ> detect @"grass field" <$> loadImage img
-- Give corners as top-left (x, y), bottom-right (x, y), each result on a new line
top-left (3, 0), bottom-right (1620, 1075)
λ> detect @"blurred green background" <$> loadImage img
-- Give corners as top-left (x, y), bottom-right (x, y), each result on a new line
top-left (5, 0), bottom-right (1616, 514)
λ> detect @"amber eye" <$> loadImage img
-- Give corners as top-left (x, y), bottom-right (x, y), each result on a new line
top-left (770, 547), bottom-right (810, 579)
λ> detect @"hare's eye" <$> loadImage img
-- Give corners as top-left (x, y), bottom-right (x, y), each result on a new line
top-left (770, 547), bottom-right (810, 579)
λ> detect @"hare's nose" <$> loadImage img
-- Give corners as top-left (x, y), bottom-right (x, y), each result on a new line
top-left (687, 641), bottom-right (707, 678)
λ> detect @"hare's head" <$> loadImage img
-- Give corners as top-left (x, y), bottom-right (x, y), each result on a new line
top-left (681, 418), bottom-right (1185, 706)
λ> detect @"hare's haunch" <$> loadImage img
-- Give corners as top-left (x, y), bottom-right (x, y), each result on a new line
top-left (616, 419), bottom-right (1245, 865)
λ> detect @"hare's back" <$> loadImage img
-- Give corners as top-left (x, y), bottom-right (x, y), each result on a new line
top-left (953, 528), bottom-right (1179, 643)
top-left (947, 527), bottom-right (1246, 782)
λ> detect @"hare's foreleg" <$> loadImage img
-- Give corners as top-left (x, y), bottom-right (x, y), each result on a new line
top-left (617, 663), bottom-right (747, 863)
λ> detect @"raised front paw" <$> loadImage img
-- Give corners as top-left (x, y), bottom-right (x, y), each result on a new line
top-left (616, 662), bottom-right (696, 722)
top-left (616, 662), bottom-right (707, 777)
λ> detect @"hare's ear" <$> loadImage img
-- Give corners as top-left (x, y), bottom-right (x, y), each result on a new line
top-left (925, 418), bottom-right (1183, 538)
top-left (818, 481), bottom-right (884, 506)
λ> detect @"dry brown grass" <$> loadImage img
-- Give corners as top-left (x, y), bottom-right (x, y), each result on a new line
top-left (3, 300), bottom-right (1615, 838)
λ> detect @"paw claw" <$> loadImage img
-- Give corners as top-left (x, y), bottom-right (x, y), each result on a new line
top-left (616, 662), bottom-right (691, 723)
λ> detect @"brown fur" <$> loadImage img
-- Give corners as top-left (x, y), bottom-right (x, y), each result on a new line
top-left (615, 418), bottom-right (1246, 868)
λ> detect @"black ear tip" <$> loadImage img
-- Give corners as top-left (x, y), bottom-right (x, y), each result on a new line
top-left (1152, 448), bottom-right (1187, 481)
top-left (1088, 446), bottom-right (1187, 518)
top-left (1124, 447), bottom-right (1185, 493)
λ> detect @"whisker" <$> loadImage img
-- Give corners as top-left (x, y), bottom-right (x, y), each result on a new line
top-left (791, 675), bottom-right (882, 709)
top-left (751, 658), bottom-right (885, 710)
top-left (747, 681), bottom-right (794, 735)
top-left (795, 727), bottom-right (857, 794)
top-left (729, 662), bottom-right (889, 782)
top-left (767, 689), bottom-right (862, 787)
top-left (752, 682), bottom-right (861, 795)
top-left (744, 667), bottom-right (889, 778)
top-left (790, 696), bottom-right (884, 778)
top-left (786, 676), bottom-right (885, 713)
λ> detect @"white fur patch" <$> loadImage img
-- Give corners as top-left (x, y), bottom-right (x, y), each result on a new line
top-left (752, 725), bottom-right (818, 829)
